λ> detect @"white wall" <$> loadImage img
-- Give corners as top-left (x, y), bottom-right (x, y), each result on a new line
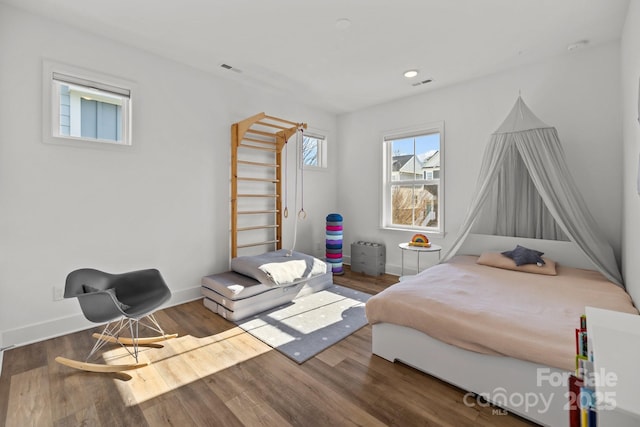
top-left (621, 0), bottom-right (640, 306)
top-left (0, 4), bottom-right (337, 348)
top-left (338, 43), bottom-right (623, 276)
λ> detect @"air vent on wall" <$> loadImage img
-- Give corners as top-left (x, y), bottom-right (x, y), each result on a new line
top-left (220, 63), bottom-right (242, 73)
top-left (412, 79), bottom-right (433, 87)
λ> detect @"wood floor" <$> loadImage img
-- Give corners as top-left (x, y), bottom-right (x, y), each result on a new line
top-left (0, 267), bottom-right (537, 427)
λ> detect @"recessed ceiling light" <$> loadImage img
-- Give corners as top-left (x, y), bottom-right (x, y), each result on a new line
top-left (335, 18), bottom-right (351, 30)
top-left (404, 70), bottom-right (419, 78)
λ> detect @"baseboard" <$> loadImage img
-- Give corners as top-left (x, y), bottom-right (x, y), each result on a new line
top-left (0, 336), bottom-right (17, 378)
top-left (344, 256), bottom-right (402, 277)
top-left (0, 335), bottom-right (4, 378)
top-left (0, 285), bottom-right (203, 354)
top-left (385, 264), bottom-right (402, 276)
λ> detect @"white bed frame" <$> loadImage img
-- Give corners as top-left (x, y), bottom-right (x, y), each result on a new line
top-left (372, 234), bottom-right (604, 427)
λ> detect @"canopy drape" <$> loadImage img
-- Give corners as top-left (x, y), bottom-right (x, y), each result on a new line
top-left (472, 142), bottom-right (567, 240)
top-left (441, 97), bottom-right (623, 286)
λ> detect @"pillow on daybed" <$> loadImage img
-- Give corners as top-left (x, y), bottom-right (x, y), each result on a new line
top-left (501, 244), bottom-right (545, 266)
top-left (477, 252), bottom-right (557, 276)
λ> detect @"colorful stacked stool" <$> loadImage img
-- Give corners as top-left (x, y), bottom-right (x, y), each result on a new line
top-left (325, 213), bottom-right (344, 275)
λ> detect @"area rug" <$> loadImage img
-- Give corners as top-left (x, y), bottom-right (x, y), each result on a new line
top-left (234, 284), bottom-right (371, 363)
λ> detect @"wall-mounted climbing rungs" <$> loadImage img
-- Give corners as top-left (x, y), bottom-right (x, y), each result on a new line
top-left (230, 113), bottom-right (306, 259)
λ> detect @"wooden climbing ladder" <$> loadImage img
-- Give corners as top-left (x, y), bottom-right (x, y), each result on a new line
top-left (231, 113), bottom-right (306, 258)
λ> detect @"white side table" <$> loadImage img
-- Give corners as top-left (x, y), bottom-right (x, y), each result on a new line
top-left (398, 242), bottom-right (442, 278)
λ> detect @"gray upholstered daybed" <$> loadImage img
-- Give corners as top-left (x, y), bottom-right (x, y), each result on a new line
top-left (202, 249), bottom-right (332, 321)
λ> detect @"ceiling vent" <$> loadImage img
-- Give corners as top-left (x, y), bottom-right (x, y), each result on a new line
top-left (220, 63), bottom-right (242, 73)
top-left (412, 79), bottom-right (433, 87)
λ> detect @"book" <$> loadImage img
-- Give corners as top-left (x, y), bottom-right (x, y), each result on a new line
top-left (569, 374), bottom-right (583, 427)
top-left (588, 407), bottom-right (596, 427)
top-left (575, 355), bottom-right (588, 379)
top-left (574, 314), bottom-right (597, 426)
top-left (575, 328), bottom-right (588, 356)
top-left (580, 386), bottom-right (596, 408)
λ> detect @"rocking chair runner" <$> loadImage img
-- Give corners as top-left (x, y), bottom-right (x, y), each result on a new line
top-left (55, 268), bottom-right (177, 373)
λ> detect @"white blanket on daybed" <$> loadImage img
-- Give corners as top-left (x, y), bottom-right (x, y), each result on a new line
top-left (231, 249), bottom-right (328, 287)
top-left (366, 255), bottom-right (638, 371)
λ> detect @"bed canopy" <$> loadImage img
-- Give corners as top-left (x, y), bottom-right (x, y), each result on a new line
top-left (441, 97), bottom-right (623, 286)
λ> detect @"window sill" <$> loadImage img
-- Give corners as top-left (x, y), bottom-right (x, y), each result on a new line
top-left (302, 165), bottom-right (328, 172)
top-left (43, 135), bottom-right (133, 151)
top-left (381, 226), bottom-right (445, 239)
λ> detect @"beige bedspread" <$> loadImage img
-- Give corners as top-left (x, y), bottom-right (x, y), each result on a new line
top-left (365, 255), bottom-right (638, 371)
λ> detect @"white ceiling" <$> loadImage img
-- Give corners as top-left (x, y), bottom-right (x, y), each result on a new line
top-left (2, 0), bottom-right (630, 114)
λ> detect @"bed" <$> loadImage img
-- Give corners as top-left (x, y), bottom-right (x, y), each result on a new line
top-left (366, 234), bottom-right (638, 427)
top-left (202, 249), bottom-right (332, 321)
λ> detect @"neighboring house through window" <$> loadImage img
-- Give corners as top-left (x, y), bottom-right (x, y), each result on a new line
top-left (382, 123), bottom-right (444, 234)
top-left (58, 82), bottom-right (123, 141)
top-left (43, 61), bottom-right (132, 148)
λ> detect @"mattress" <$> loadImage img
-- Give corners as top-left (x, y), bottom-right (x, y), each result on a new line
top-left (366, 255), bottom-right (638, 371)
top-left (202, 269), bottom-right (333, 321)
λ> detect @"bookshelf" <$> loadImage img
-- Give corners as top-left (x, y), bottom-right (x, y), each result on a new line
top-left (585, 306), bottom-right (640, 427)
top-left (570, 314), bottom-right (596, 426)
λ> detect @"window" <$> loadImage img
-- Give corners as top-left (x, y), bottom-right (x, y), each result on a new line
top-left (382, 123), bottom-right (444, 233)
top-left (43, 61), bottom-right (132, 148)
top-left (301, 132), bottom-right (326, 169)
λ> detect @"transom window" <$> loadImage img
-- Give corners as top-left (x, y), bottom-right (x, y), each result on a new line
top-left (301, 132), bottom-right (327, 169)
top-left (382, 123), bottom-right (444, 233)
top-left (44, 62), bottom-right (132, 148)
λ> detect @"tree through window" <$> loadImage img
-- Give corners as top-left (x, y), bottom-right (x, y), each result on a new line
top-left (301, 133), bottom-right (326, 169)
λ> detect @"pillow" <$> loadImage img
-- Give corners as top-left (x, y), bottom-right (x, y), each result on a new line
top-left (501, 245), bottom-right (545, 266)
top-left (477, 252), bottom-right (557, 276)
top-left (83, 285), bottom-right (131, 311)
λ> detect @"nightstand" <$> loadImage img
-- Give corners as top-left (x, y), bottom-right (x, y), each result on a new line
top-left (398, 242), bottom-right (442, 278)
